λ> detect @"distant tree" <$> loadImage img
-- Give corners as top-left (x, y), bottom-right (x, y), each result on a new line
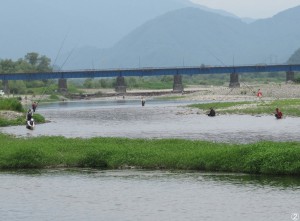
top-left (99, 79), bottom-right (108, 88)
top-left (8, 80), bottom-right (26, 94)
top-left (0, 53), bottom-right (54, 94)
top-left (83, 78), bottom-right (93, 88)
top-left (25, 52), bottom-right (39, 66)
top-left (0, 59), bottom-right (15, 73)
top-left (37, 55), bottom-right (52, 72)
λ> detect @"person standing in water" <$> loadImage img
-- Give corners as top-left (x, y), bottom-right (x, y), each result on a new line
top-left (32, 101), bottom-right (37, 112)
top-left (207, 107), bottom-right (216, 117)
top-left (26, 109), bottom-right (33, 121)
top-left (275, 108), bottom-right (283, 119)
top-left (141, 97), bottom-right (146, 107)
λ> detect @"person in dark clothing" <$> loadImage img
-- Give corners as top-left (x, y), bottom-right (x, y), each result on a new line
top-left (26, 109), bottom-right (33, 121)
top-left (26, 109), bottom-right (35, 129)
top-left (275, 108), bottom-right (283, 119)
top-left (141, 97), bottom-right (146, 107)
top-left (208, 108), bottom-right (216, 117)
top-left (32, 102), bottom-right (37, 112)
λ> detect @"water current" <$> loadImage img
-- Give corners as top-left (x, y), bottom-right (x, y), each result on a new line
top-left (1, 99), bottom-right (300, 143)
top-left (0, 169), bottom-right (299, 221)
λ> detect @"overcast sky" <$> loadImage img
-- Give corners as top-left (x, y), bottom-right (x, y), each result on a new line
top-left (190, 0), bottom-right (300, 18)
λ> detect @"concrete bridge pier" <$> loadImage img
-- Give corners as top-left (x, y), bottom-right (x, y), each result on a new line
top-left (229, 73), bottom-right (240, 88)
top-left (173, 74), bottom-right (183, 93)
top-left (58, 79), bottom-right (68, 92)
top-left (286, 71), bottom-right (295, 83)
top-left (2, 80), bottom-right (9, 94)
top-left (115, 76), bottom-right (126, 93)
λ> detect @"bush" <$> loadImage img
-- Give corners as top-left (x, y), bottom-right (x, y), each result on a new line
top-left (0, 98), bottom-right (24, 112)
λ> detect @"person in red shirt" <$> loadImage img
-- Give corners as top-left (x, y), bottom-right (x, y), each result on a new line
top-left (275, 108), bottom-right (283, 119)
top-left (257, 89), bottom-right (262, 98)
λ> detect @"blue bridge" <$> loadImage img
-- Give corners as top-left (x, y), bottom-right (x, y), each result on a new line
top-left (1, 64), bottom-right (300, 93)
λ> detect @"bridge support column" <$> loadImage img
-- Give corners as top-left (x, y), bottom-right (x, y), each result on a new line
top-left (229, 73), bottom-right (240, 88)
top-left (115, 76), bottom-right (126, 93)
top-left (286, 71), bottom-right (295, 83)
top-left (58, 79), bottom-right (68, 92)
top-left (2, 80), bottom-right (9, 94)
top-left (173, 74), bottom-right (183, 93)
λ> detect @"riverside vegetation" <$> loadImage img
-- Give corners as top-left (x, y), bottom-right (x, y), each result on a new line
top-left (0, 134), bottom-right (299, 175)
top-left (0, 98), bottom-right (45, 127)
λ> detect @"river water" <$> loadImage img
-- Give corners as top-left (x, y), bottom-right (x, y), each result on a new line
top-left (1, 99), bottom-right (300, 221)
top-left (0, 169), bottom-right (299, 221)
top-left (1, 99), bottom-right (300, 143)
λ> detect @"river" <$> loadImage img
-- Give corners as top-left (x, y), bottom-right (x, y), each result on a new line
top-left (1, 99), bottom-right (300, 143)
top-left (0, 169), bottom-right (299, 221)
top-left (1, 99), bottom-right (300, 220)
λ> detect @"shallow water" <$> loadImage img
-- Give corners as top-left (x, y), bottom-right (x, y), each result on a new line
top-left (0, 169), bottom-right (299, 221)
top-left (1, 99), bottom-right (300, 143)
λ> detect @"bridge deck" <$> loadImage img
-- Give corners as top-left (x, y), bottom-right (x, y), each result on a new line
top-left (1, 64), bottom-right (300, 80)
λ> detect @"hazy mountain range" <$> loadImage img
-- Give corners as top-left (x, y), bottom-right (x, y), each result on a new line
top-left (1, 1), bottom-right (300, 69)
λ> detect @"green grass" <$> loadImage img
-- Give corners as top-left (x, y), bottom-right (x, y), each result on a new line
top-left (0, 113), bottom-right (45, 127)
top-left (189, 99), bottom-right (300, 117)
top-left (0, 98), bottom-right (45, 126)
top-left (0, 134), bottom-right (299, 175)
top-left (0, 116), bottom-right (25, 127)
top-left (0, 98), bottom-right (24, 112)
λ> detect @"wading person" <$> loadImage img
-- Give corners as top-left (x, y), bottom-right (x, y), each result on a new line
top-left (26, 109), bottom-right (35, 130)
top-left (275, 108), bottom-right (283, 119)
top-left (141, 97), bottom-right (146, 107)
top-left (207, 107), bottom-right (216, 117)
top-left (26, 109), bottom-right (33, 121)
top-left (32, 101), bottom-right (37, 112)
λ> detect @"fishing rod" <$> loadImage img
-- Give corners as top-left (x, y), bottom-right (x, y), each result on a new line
top-left (35, 31), bottom-right (77, 105)
top-left (52, 30), bottom-right (70, 67)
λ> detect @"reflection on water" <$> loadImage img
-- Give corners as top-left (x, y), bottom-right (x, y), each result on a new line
top-left (0, 169), bottom-right (299, 221)
top-left (1, 99), bottom-right (300, 143)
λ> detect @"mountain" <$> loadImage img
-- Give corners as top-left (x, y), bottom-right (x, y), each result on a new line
top-left (62, 6), bottom-right (300, 69)
top-left (101, 7), bottom-right (249, 68)
top-left (287, 48), bottom-right (300, 64)
top-left (0, 0), bottom-right (192, 60)
top-left (0, 0), bottom-right (239, 62)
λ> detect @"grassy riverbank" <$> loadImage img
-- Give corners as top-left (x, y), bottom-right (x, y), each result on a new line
top-left (189, 99), bottom-right (300, 116)
top-left (0, 98), bottom-right (45, 126)
top-left (0, 134), bottom-right (299, 175)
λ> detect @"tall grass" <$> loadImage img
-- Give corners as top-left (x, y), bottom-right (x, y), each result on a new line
top-left (0, 134), bottom-right (299, 175)
top-left (0, 98), bottom-right (24, 112)
top-left (0, 98), bottom-right (45, 126)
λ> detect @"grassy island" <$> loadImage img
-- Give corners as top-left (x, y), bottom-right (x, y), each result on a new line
top-left (0, 134), bottom-right (299, 175)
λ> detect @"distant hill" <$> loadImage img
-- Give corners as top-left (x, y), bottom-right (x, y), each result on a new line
top-left (61, 6), bottom-right (300, 69)
top-left (0, 0), bottom-right (238, 61)
top-left (287, 48), bottom-right (300, 64)
top-left (0, 0), bottom-right (192, 60)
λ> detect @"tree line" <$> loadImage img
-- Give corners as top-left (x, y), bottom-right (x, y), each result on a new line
top-left (0, 52), bottom-right (53, 94)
